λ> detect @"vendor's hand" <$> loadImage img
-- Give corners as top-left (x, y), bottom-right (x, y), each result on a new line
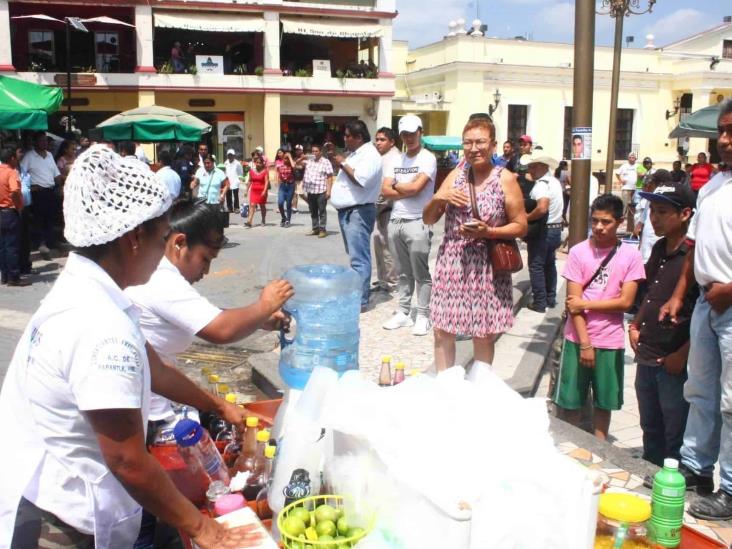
top-left (628, 327), bottom-right (640, 353)
top-left (434, 185), bottom-right (469, 209)
top-left (657, 351), bottom-right (686, 376)
top-left (262, 310), bottom-right (290, 332)
top-left (705, 282), bottom-right (732, 314)
top-left (217, 399), bottom-right (247, 429)
top-left (566, 295), bottom-right (587, 316)
top-left (659, 296), bottom-right (684, 324)
top-left (579, 345), bottom-right (595, 368)
top-left (192, 518), bottom-right (265, 549)
top-left (458, 220), bottom-right (491, 240)
top-left (260, 279), bottom-right (294, 315)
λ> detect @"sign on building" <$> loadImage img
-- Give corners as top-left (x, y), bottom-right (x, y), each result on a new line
top-left (312, 59), bottom-right (331, 79)
top-left (196, 55), bottom-right (224, 75)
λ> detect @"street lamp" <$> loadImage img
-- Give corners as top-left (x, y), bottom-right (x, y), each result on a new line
top-left (488, 89), bottom-right (501, 116)
top-left (64, 17), bottom-right (89, 135)
top-left (597, 0), bottom-right (655, 191)
top-left (665, 97), bottom-right (681, 120)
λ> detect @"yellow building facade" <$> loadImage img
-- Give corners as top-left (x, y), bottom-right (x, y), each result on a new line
top-left (393, 18), bottom-right (732, 182)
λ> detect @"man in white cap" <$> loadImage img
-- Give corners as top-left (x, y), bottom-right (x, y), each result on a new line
top-left (521, 152), bottom-right (564, 313)
top-left (224, 149), bottom-right (243, 212)
top-left (381, 114), bottom-right (437, 336)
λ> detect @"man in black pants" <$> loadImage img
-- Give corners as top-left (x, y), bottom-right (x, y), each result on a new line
top-left (299, 144), bottom-right (334, 238)
top-left (0, 148), bottom-right (31, 286)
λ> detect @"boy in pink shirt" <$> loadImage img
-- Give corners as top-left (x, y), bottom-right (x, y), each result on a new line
top-left (553, 194), bottom-right (645, 439)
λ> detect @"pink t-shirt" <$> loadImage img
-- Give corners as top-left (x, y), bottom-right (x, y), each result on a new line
top-left (563, 240), bottom-right (645, 349)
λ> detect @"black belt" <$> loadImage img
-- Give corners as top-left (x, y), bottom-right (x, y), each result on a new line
top-left (338, 203), bottom-right (373, 213)
top-left (547, 223), bottom-right (563, 229)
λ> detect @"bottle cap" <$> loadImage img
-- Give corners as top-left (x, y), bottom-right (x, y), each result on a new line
top-left (264, 445), bottom-right (276, 459)
top-left (173, 418), bottom-right (204, 448)
top-left (218, 384), bottom-right (230, 393)
top-left (225, 393), bottom-right (237, 404)
top-left (201, 366), bottom-right (212, 375)
top-left (395, 361), bottom-right (405, 370)
top-left (256, 430), bottom-right (270, 442)
top-left (407, 369), bottom-right (421, 376)
top-left (246, 416), bottom-right (259, 427)
top-left (214, 493), bottom-right (246, 516)
top-left (208, 374), bottom-right (220, 383)
top-left (663, 458), bottom-right (679, 470)
top-left (598, 493), bottom-right (651, 523)
top-left (381, 355), bottom-right (392, 363)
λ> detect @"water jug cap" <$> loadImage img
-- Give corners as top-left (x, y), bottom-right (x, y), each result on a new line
top-left (381, 355), bottom-right (392, 362)
top-left (265, 445), bottom-right (276, 459)
top-left (208, 374), bottom-right (220, 383)
top-left (664, 458), bottom-right (679, 470)
top-left (256, 430), bottom-right (270, 442)
top-left (225, 393), bottom-right (237, 404)
top-left (173, 418), bottom-right (204, 448)
top-left (246, 416), bottom-right (259, 427)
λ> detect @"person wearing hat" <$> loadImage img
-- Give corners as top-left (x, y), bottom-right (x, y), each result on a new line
top-left (660, 100), bottom-right (732, 520)
top-left (0, 145), bottom-right (255, 547)
top-left (224, 148), bottom-right (243, 213)
top-left (521, 153), bottom-right (564, 313)
top-left (628, 181), bottom-right (697, 468)
top-left (381, 114), bottom-right (437, 336)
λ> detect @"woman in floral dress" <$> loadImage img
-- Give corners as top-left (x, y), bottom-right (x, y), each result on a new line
top-left (424, 117), bottom-right (527, 371)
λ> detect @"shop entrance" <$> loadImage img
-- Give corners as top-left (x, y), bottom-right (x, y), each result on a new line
top-left (281, 115), bottom-right (358, 151)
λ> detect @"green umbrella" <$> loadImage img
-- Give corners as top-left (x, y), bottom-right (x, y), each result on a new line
top-left (94, 105), bottom-right (212, 142)
top-left (421, 135), bottom-right (463, 151)
top-left (0, 75), bottom-right (63, 130)
top-left (669, 104), bottom-right (721, 139)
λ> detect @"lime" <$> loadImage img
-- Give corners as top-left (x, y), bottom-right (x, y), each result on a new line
top-left (282, 516), bottom-right (306, 538)
top-left (315, 520), bottom-right (336, 537)
top-left (290, 507), bottom-right (311, 524)
top-left (347, 526), bottom-right (366, 539)
top-left (336, 516), bottom-right (349, 535)
top-left (314, 504), bottom-right (339, 523)
top-left (334, 508), bottom-right (344, 520)
top-left (305, 526), bottom-right (319, 541)
top-left (318, 535), bottom-right (334, 541)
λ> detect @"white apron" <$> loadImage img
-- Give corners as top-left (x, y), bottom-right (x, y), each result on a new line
top-left (0, 304), bottom-right (146, 549)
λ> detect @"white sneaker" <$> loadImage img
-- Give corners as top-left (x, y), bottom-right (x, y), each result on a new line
top-left (411, 315), bottom-right (432, 336)
top-left (382, 311), bottom-right (414, 330)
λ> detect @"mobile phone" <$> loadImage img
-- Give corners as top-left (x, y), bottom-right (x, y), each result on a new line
top-left (462, 221), bottom-right (480, 228)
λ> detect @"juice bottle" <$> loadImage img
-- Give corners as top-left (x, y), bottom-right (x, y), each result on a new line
top-left (393, 361), bottom-right (405, 385)
top-left (649, 458), bottom-right (686, 548)
top-left (200, 366), bottom-right (212, 388)
top-left (244, 430), bottom-right (272, 500)
top-left (378, 355), bottom-right (392, 387)
top-left (207, 374), bottom-right (220, 394)
top-left (233, 416), bottom-right (259, 474)
top-left (255, 445), bottom-right (277, 519)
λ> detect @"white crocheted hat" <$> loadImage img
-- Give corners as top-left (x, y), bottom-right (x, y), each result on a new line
top-left (64, 144), bottom-right (172, 247)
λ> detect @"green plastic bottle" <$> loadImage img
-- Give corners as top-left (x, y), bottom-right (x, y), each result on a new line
top-left (649, 458), bottom-right (686, 548)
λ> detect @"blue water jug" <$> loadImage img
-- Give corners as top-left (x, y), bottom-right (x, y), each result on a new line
top-left (279, 264), bottom-right (361, 389)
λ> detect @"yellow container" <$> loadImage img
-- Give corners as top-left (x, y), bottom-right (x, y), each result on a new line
top-left (595, 493), bottom-right (652, 549)
top-left (277, 494), bottom-right (375, 548)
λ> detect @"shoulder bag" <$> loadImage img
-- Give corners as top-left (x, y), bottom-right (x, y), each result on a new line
top-left (468, 167), bottom-right (523, 274)
top-left (582, 241), bottom-right (620, 291)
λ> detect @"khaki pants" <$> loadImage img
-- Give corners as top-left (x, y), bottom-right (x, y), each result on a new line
top-left (621, 189), bottom-right (635, 233)
top-left (373, 202), bottom-right (396, 287)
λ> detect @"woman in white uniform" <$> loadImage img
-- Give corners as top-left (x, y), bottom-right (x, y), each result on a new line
top-left (0, 145), bottom-right (255, 548)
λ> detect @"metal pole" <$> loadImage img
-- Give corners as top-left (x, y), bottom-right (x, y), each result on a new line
top-left (65, 19), bottom-right (72, 135)
top-left (568, 0), bottom-right (596, 247)
top-left (604, 11), bottom-right (624, 193)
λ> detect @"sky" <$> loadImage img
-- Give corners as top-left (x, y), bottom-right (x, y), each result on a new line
top-left (393, 1), bottom-right (731, 49)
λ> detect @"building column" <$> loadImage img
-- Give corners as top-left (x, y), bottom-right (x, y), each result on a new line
top-left (263, 93), bottom-right (281, 156)
top-left (263, 12), bottom-right (281, 75)
top-left (375, 96), bottom-right (392, 133)
top-left (0, 0), bottom-right (15, 72)
top-left (689, 89), bottom-right (713, 158)
top-left (377, 19), bottom-right (393, 77)
top-left (135, 5), bottom-right (156, 73)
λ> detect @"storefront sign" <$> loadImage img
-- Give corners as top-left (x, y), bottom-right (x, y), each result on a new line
top-left (571, 127), bottom-right (592, 160)
top-left (309, 104), bottom-right (334, 112)
top-left (196, 55), bottom-right (224, 75)
top-left (54, 74), bottom-right (97, 87)
top-left (312, 60), bottom-right (331, 79)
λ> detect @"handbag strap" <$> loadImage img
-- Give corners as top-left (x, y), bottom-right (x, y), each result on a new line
top-left (583, 241), bottom-right (620, 290)
top-left (467, 167), bottom-right (481, 221)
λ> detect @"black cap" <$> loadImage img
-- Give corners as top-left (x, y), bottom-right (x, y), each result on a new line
top-left (638, 182), bottom-right (696, 210)
top-left (642, 156), bottom-right (653, 164)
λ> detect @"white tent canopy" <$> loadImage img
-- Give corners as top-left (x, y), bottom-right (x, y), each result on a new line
top-left (280, 17), bottom-right (383, 38)
top-left (154, 12), bottom-right (266, 33)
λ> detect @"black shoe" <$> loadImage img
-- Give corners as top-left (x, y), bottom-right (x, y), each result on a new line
top-left (646, 463), bottom-right (716, 493)
top-left (547, 301), bottom-right (557, 308)
top-left (688, 490), bottom-right (732, 521)
top-left (285, 221), bottom-right (291, 228)
top-left (7, 279), bottom-right (31, 287)
top-left (280, 220), bottom-right (286, 227)
top-left (20, 268), bottom-right (39, 276)
top-left (527, 303), bottom-right (546, 314)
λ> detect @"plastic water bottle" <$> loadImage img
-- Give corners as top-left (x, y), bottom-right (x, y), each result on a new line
top-left (649, 458), bottom-right (686, 548)
top-left (279, 264), bottom-right (361, 389)
top-left (173, 418), bottom-right (230, 485)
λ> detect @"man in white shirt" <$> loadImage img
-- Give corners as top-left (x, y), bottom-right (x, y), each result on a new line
top-left (522, 154), bottom-right (564, 313)
top-left (135, 142), bottom-right (150, 164)
top-left (616, 152), bottom-right (639, 230)
top-left (224, 149), bottom-right (243, 213)
top-left (661, 100), bottom-right (732, 521)
top-left (155, 149), bottom-right (181, 200)
top-left (20, 131), bottom-right (62, 257)
top-left (372, 127), bottom-right (401, 292)
top-left (331, 120), bottom-right (383, 310)
top-left (380, 114), bottom-right (437, 336)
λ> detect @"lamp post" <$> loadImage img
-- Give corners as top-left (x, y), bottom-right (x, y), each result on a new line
top-left (63, 17), bottom-right (89, 135)
top-left (598, 0), bottom-right (655, 192)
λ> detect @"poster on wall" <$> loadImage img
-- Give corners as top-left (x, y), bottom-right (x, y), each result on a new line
top-left (312, 59), bottom-right (331, 79)
top-left (571, 127), bottom-right (592, 160)
top-left (196, 55), bottom-right (224, 75)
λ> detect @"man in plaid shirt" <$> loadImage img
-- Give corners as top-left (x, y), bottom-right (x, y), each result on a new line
top-left (301, 144), bottom-right (334, 238)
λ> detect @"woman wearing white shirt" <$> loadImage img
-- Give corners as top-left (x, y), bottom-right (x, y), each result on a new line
top-left (0, 145), bottom-right (255, 548)
top-left (126, 198), bottom-right (293, 428)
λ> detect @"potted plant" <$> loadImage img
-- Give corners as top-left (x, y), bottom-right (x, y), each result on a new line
top-left (254, 66), bottom-right (264, 77)
top-left (294, 68), bottom-right (310, 77)
top-left (158, 61), bottom-right (174, 74)
top-left (187, 64), bottom-right (198, 75)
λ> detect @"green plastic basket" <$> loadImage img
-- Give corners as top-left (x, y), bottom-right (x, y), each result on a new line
top-left (277, 494), bottom-right (375, 548)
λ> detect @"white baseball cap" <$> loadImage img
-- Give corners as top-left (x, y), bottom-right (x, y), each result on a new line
top-left (398, 114), bottom-right (423, 134)
top-left (255, 145), bottom-right (264, 153)
top-left (64, 144), bottom-right (172, 247)
top-left (226, 148), bottom-right (236, 156)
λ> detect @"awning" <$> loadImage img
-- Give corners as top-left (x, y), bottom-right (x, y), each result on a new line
top-left (669, 104), bottom-right (720, 139)
top-left (0, 75), bottom-right (63, 130)
top-left (280, 17), bottom-right (383, 38)
top-left (11, 14), bottom-right (134, 27)
top-left (421, 135), bottom-right (463, 152)
top-left (154, 12), bottom-right (265, 33)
